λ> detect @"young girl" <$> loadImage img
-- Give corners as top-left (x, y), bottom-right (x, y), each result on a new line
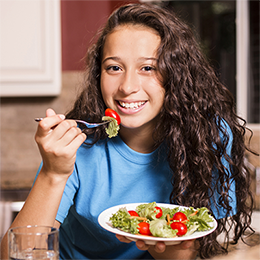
top-left (1, 3), bottom-right (255, 259)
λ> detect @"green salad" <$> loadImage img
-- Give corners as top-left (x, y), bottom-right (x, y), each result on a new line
top-left (110, 202), bottom-right (214, 238)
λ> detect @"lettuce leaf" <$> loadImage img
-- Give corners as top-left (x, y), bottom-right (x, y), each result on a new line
top-left (109, 207), bottom-right (139, 234)
top-left (150, 219), bottom-right (178, 238)
top-left (136, 202), bottom-right (158, 220)
top-left (102, 116), bottom-right (120, 138)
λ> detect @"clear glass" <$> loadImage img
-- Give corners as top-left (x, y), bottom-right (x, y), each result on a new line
top-left (8, 225), bottom-right (59, 260)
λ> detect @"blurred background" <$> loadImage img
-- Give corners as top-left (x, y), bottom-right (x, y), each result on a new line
top-left (0, 0), bottom-right (259, 244)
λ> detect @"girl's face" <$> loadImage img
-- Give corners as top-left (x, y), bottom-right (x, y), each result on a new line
top-left (100, 25), bottom-right (165, 131)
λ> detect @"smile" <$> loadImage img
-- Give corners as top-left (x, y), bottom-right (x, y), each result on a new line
top-left (118, 101), bottom-right (146, 109)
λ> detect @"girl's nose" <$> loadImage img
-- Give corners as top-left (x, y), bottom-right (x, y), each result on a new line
top-left (118, 70), bottom-right (140, 95)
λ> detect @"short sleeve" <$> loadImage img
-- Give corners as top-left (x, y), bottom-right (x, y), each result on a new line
top-left (55, 167), bottom-right (79, 223)
top-left (31, 163), bottom-right (79, 223)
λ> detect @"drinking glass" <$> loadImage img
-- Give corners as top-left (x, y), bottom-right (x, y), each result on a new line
top-left (8, 225), bottom-right (59, 260)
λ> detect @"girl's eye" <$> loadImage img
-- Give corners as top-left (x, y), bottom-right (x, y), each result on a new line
top-left (142, 66), bottom-right (155, 72)
top-left (107, 65), bottom-right (121, 71)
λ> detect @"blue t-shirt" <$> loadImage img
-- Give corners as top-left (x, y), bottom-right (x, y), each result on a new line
top-left (56, 136), bottom-right (172, 259)
top-left (35, 122), bottom-right (236, 259)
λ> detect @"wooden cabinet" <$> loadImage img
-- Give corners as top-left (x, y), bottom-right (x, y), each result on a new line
top-left (0, 0), bottom-right (61, 96)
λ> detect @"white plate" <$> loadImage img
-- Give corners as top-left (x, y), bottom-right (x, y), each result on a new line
top-left (98, 203), bottom-right (218, 245)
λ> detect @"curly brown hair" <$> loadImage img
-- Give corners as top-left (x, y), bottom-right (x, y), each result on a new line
top-left (66, 3), bottom-right (256, 258)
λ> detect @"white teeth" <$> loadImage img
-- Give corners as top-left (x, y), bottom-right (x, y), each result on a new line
top-left (119, 101), bottom-right (145, 109)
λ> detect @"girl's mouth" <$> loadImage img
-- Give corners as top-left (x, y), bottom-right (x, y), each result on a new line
top-left (118, 101), bottom-right (146, 109)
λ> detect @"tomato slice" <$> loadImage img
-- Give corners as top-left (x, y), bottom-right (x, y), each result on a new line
top-left (170, 222), bottom-right (187, 236)
top-left (172, 212), bottom-right (187, 222)
top-left (105, 108), bottom-right (121, 125)
top-left (128, 210), bottom-right (139, 217)
top-left (138, 222), bottom-right (152, 236)
top-left (154, 206), bottom-right (163, 218)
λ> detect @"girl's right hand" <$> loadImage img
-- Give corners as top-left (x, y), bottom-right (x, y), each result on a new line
top-left (35, 108), bottom-right (86, 179)
top-left (116, 234), bottom-right (198, 259)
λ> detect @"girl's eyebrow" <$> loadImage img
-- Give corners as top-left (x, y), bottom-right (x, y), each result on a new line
top-left (138, 57), bottom-right (158, 62)
top-left (102, 56), bottom-right (158, 63)
top-left (102, 56), bottom-right (120, 64)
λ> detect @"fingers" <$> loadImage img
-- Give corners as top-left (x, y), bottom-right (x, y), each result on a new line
top-left (115, 233), bottom-right (166, 252)
top-left (116, 237), bottom-right (165, 252)
top-left (115, 235), bottom-right (150, 251)
top-left (35, 109), bottom-right (87, 176)
top-left (116, 233), bottom-right (197, 258)
top-left (46, 108), bottom-right (57, 117)
top-left (180, 239), bottom-right (195, 250)
top-left (153, 241), bottom-right (166, 253)
top-left (36, 109), bottom-right (83, 144)
top-left (48, 120), bottom-right (78, 144)
top-left (136, 240), bottom-right (192, 254)
top-left (115, 235), bottom-right (132, 244)
top-left (147, 240), bottom-right (198, 260)
top-left (36, 113), bottom-right (66, 138)
top-left (55, 122), bottom-right (86, 152)
top-left (37, 119), bottom-right (86, 153)
top-left (135, 240), bottom-right (149, 251)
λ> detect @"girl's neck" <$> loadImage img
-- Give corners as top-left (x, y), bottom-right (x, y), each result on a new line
top-left (119, 125), bottom-right (157, 154)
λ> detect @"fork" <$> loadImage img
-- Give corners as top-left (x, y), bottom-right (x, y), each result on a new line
top-left (34, 118), bottom-right (111, 128)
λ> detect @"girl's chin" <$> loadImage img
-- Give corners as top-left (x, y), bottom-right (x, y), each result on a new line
top-left (120, 119), bottom-right (156, 131)
top-left (120, 124), bottom-right (142, 129)
top-left (119, 121), bottom-right (144, 129)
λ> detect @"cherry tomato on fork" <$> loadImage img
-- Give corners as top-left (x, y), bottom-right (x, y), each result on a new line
top-left (105, 108), bottom-right (121, 125)
top-left (170, 222), bottom-right (187, 236)
top-left (128, 210), bottom-right (139, 217)
top-left (154, 206), bottom-right (163, 218)
top-left (138, 222), bottom-right (152, 236)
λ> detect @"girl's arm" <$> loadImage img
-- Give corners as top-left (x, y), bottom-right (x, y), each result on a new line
top-left (0, 109), bottom-right (86, 260)
top-left (0, 172), bottom-right (67, 259)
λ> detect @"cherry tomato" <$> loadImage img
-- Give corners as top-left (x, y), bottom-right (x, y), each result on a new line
top-left (105, 108), bottom-right (121, 125)
top-left (128, 210), bottom-right (139, 217)
top-left (170, 222), bottom-right (188, 236)
top-left (154, 206), bottom-right (163, 218)
top-left (138, 222), bottom-right (152, 236)
top-left (172, 212), bottom-right (187, 222)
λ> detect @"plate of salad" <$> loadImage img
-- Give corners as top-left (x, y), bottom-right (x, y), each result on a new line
top-left (98, 202), bottom-right (217, 245)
